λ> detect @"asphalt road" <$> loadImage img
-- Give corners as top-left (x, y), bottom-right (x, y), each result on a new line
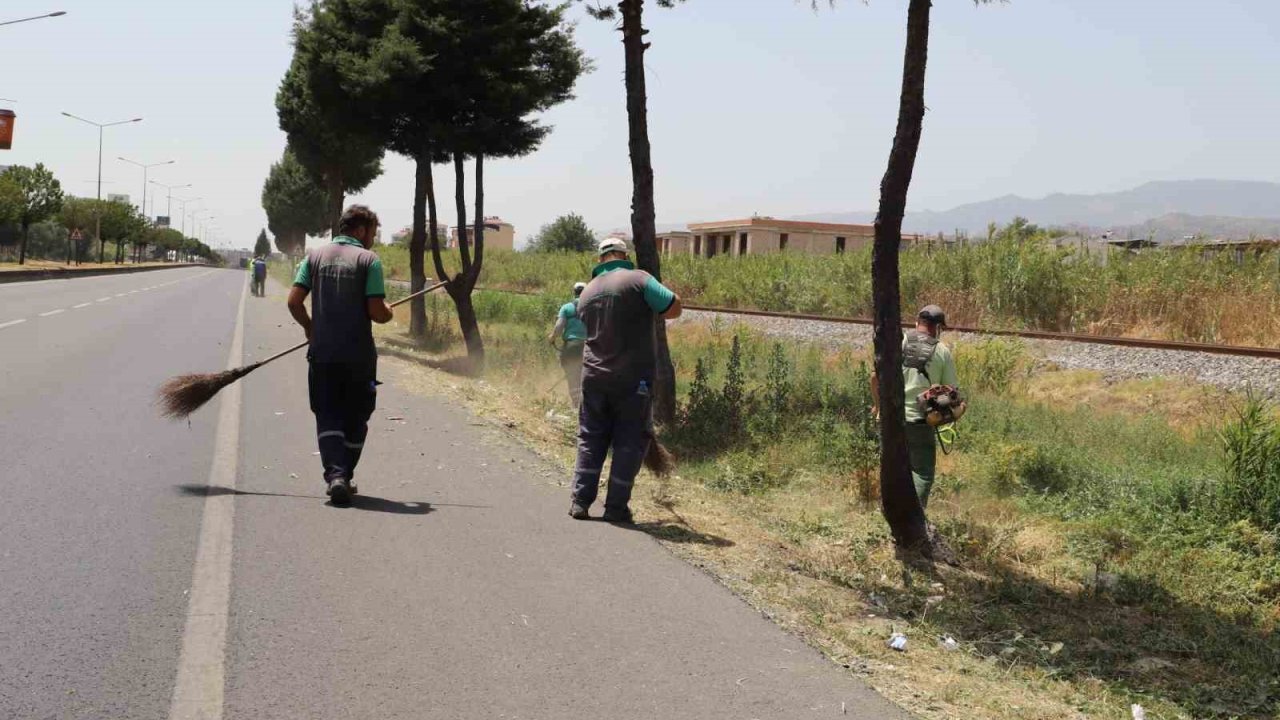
top-left (0, 268), bottom-right (910, 720)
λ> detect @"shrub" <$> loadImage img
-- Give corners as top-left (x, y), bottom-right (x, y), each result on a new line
top-left (1217, 394), bottom-right (1280, 530)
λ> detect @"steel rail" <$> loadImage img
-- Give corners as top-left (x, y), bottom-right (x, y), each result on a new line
top-left (385, 279), bottom-right (1280, 360)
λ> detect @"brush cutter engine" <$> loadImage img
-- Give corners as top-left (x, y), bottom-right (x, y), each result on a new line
top-left (917, 384), bottom-right (965, 427)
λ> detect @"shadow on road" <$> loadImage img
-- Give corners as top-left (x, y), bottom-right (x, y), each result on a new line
top-left (610, 520), bottom-right (735, 547)
top-left (174, 484), bottom-right (457, 516)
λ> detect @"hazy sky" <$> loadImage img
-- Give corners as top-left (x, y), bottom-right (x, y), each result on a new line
top-left (3, 0), bottom-right (1278, 251)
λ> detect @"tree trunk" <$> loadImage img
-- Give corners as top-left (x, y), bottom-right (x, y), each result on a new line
top-left (427, 159), bottom-right (447, 283)
top-left (453, 152), bottom-right (472, 273)
top-left (325, 167), bottom-right (344, 237)
top-left (98, 236), bottom-right (105, 264)
top-left (619, 0), bottom-right (677, 424)
top-left (451, 152), bottom-right (483, 362)
top-left (874, 0), bottom-right (933, 555)
top-left (18, 222), bottom-right (29, 265)
top-left (410, 156), bottom-right (429, 337)
top-left (472, 153), bottom-right (485, 279)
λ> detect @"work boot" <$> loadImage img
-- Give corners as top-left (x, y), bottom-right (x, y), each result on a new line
top-left (568, 501), bottom-right (590, 520)
top-left (327, 477), bottom-right (352, 505)
top-left (601, 507), bottom-right (634, 525)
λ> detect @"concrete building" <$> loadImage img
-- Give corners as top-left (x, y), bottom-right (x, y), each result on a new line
top-left (661, 217), bottom-right (921, 258)
top-left (449, 217), bottom-right (515, 251)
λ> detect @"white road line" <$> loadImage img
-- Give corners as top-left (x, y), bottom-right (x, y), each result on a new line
top-left (96, 297), bottom-right (111, 303)
top-left (116, 293), bottom-right (127, 298)
top-left (73, 302), bottom-right (92, 309)
top-left (38, 309), bottom-right (66, 317)
top-left (167, 276), bottom-right (246, 720)
top-left (0, 318), bottom-right (27, 330)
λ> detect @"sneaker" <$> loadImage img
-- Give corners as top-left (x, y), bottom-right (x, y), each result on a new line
top-left (327, 478), bottom-right (352, 505)
top-left (568, 501), bottom-right (590, 520)
top-left (602, 507), bottom-right (634, 525)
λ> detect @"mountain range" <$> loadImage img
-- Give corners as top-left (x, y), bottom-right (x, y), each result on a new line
top-left (792, 180), bottom-right (1280, 241)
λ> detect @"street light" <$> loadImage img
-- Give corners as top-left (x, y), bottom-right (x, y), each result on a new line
top-left (0, 11), bottom-right (66, 27)
top-left (118, 157), bottom-right (173, 219)
top-left (175, 197), bottom-right (201, 235)
top-left (149, 180), bottom-right (191, 228)
top-left (63, 111), bottom-right (141, 263)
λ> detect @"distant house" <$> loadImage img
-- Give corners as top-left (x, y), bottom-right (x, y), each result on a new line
top-left (1188, 237), bottom-right (1280, 264)
top-left (660, 216), bottom-right (922, 258)
top-left (449, 217), bottom-right (515, 251)
top-left (392, 224), bottom-right (449, 246)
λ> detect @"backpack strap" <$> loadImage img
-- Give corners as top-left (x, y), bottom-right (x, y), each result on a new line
top-left (902, 330), bottom-right (939, 383)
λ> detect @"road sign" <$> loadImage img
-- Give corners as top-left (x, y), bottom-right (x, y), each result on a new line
top-left (70, 229), bottom-right (83, 241)
top-left (156, 216), bottom-right (170, 228)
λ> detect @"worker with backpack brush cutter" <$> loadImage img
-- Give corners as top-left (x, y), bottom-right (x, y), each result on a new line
top-left (548, 281), bottom-right (588, 408)
top-left (871, 305), bottom-right (966, 509)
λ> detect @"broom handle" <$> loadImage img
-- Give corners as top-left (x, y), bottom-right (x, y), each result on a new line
top-left (254, 280), bottom-right (451, 368)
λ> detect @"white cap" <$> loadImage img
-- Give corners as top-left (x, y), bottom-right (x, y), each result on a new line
top-left (598, 237), bottom-right (629, 256)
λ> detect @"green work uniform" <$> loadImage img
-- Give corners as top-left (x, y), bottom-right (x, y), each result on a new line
top-left (901, 331), bottom-right (958, 508)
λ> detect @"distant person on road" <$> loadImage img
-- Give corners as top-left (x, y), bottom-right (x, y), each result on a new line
top-left (287, 205), bottom-right (394, 505)
top-left (251, 255), bottom-right (268, 297)
top-left (870, 305), bottom-right (964, 510)
top-left (548, 281), bottom-right (588, 407)
top-left (568, 237), bottom-right (682, 524)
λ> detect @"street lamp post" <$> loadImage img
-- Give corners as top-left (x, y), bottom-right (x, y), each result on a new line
top-left (0, 11), bottom-right (66, 27)
top-left (150, 180), bottom-right (191, 240)
top-left (118, 158), bottom-right (173, 263)
top-left (62, 112), bottom-right (141, 263)
top-left (175, 197), bottom-right (202, 237)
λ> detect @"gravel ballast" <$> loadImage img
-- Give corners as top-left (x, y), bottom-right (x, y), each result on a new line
top-left (674, 309), bottom-right (1280, 396)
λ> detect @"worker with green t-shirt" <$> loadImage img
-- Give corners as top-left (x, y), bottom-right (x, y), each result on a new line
top-left (871, 305), bottom-right (963, 509)
top-left (548, 281), bottom-right (588, 407)
top-left (286, 205), bottom-right (393, 505)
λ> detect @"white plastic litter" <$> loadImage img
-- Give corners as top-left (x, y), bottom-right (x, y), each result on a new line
top-left (887, 632), bottom-right (908, 652)
top-left (1131, 704), bottom-right (1146, 720)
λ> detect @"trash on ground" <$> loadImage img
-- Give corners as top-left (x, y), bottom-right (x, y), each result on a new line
top-left (887, 632), bottom-right (908, 652)
top-left (1131, 704), bottom-right (1146, 720)
top-left (939, 635), bottom-right (958, 651)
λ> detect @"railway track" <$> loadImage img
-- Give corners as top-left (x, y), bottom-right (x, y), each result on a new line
top-left (387, 279), bottom-right (1280, 361)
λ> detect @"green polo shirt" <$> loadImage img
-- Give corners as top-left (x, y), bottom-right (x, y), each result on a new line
top-left (558, 301), bottom-right (588, 343)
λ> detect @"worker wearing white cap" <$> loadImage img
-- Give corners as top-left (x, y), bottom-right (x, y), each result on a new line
top-left (568, 237), bottom-right (682, 524)
top-left (549, 281), bottom-right (589, 407)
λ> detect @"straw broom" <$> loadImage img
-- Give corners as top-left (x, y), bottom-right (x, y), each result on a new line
top-left (158, 277), bottom-right (676, 475)
top-left (157, 280), bottom-right (450, 419)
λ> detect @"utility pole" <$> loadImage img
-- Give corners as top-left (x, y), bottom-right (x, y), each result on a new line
top-left (62, 112), bottom-right (141, 263)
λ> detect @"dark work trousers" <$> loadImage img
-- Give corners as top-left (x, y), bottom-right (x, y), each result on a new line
top-left (559, 341), bottom-right (584, 408)
top-left (308, 359), bottom-right (377, 484)
top-left (571, 383), bottom-right (653, 513)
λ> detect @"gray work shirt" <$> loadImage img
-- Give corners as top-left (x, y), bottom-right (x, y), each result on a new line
top-left (577, 259), bottom-right (676, 393)
top-left (292, 236), bottom-right (386, 364)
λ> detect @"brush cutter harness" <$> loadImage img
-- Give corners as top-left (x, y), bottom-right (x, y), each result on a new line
top-left (903, 330), bottom-right (966, 431)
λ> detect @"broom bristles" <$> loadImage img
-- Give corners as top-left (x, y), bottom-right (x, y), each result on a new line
top-left (157, 365), bottom-right (256, 419)
top-left (644, 439), bottom-right (676, 477)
